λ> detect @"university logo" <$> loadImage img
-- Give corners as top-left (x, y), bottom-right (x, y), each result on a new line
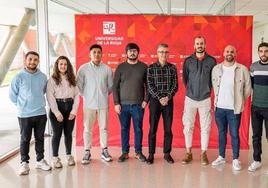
top-left (103, 21), bottom-right (116, 35)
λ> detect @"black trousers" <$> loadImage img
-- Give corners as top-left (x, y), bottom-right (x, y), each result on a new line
top-left (18, 114), bottom-right (47, 163)
top-left (49, 100), bottom-right (75, 157)
top-left (148, 98), bottom-right (173, 154)
top-left (251, 105), bottom-right (268, 162)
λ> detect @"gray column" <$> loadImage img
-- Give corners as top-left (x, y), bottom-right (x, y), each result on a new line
top-left (0, 9), bottom-right (35, 85)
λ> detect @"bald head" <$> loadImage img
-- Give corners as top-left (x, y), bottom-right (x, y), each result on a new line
top-left (223, 45), bottom-right (236, 64)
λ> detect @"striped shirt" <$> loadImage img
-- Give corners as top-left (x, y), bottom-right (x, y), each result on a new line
top-left (250, 60), bottom-right (268, 108)
top-left (147, 61), bottom-right (178, 100)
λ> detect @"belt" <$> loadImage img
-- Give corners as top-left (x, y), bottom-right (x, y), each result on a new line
top-left (56, 98), bottom-right (73, 102)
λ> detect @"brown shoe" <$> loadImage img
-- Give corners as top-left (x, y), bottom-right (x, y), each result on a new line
top-left (200, 152), bottom-right (209, 166)
top-left (181, 153), bottom-right (193, 164)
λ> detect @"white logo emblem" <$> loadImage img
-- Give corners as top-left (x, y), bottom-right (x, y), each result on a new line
top-left (103, 22), bottom-right (116, 35)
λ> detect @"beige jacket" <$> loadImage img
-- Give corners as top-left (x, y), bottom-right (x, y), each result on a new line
top-left (212, 62), bottom-right (251, 114)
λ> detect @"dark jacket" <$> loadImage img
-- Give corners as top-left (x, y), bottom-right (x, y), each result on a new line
top-left (182, 53), bottom-right (216, 101)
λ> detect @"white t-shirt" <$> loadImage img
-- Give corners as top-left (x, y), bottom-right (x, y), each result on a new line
top-left (216, 64), bottom-right (235, 110)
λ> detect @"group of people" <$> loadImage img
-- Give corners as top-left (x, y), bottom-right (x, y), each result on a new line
top-left (9, 36), bottom-right (268, 176)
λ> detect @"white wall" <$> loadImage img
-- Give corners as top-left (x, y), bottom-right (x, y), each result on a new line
top-left (253, 23), bottom-right (268, 62)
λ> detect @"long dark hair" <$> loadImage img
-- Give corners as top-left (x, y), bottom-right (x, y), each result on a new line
top-left (52, 56), bottom-right (76, 87)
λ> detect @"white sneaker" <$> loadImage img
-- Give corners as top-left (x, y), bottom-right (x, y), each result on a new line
top-left (81, 150), bottom-right (91, 165)
top-left (67, 155), bottom-right (75, 166)
top-left (36, 159), bottom-right (51, 171)
top-left (52, 157), bottom-right (63, 169)
top-left (232, 159), bottom-right (242, 171)
top-left (18, 162), bottom-right (30, 175)
top-left (101, 148), bottom-right (112, 162)
top-left (248, 161), bottom-right (262, 172)
top-left (212, 156), bottom-right (226, 166)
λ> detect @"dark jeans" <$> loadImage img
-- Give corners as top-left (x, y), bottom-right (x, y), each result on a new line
top-left (148, 98), bottom-right (173, 154)
top-left (49, 100), bottom-right (75, 157)
top-left (119, 104), bottom-right (144, 153)
top-left (215, 108), bottom-right (241, 159)
top-left (18, 114), bottom-right (47, 163)
top-left (251, 105), bottom-right (268, 162)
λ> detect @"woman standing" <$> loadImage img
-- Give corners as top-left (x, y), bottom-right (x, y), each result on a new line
top-left (47, 56), bottom-right (79, 168)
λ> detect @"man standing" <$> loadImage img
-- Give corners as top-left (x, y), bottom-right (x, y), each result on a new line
top-left (77, 44), bottom-right (113, 164)
top-left (113, 43), bottom-right (148, 162)
top-left (182, 36), bottom-right (216, 165)
top-left (9, 51), bottom-right (51, 175)
top-left (211, 45), bottom-right (251, 171)
top-left (147, 43), bottom-right (178, 164)
top-left (248, 42), bottom-right (268, 172)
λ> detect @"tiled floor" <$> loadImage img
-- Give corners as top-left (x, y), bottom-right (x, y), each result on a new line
top-left (0, 136), bottom-right (268, 188)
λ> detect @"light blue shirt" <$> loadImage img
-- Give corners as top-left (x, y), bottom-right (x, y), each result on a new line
top-left (77, 62), bottom-right (113, 109)
top-left (9, 69), bottom-right (47, 118)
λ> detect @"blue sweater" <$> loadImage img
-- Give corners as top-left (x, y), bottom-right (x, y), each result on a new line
top-left (9, 69), bottom-right (47, 118)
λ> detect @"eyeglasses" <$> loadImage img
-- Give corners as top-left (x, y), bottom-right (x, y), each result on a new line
top-left (158, 51), bottom-right (169, 54)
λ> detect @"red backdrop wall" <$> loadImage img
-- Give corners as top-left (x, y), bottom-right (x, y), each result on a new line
top-left (75, 15), bottom-right (252, 149)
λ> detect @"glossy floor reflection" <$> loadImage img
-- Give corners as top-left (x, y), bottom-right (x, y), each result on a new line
top-left (0, 137), bottom-right (268, 188)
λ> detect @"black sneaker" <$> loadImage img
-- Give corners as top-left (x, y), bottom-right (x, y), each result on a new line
top-left (164, 153), bottom-right (174, 164)
top-left (135, 152), bottom-right (147, 162)
top-left (101, 148), bottom-right (113, 162)
top-left (81, 150), bottom-right (91, 165)
top-left (118, 153), bottom-right (129, 162)
top-left (147, 154), bottom-right (154, 165)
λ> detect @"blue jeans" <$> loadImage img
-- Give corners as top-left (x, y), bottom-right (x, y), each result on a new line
top-left (119, 104), bottom-right (144, 153)
top-left (215, 108), bottom-right (241, 159)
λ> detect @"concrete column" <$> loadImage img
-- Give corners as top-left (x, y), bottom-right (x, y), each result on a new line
top-left (0, 26), bottom-right (17, 55)
top-left (53, 33), bottom-right (63, 53)
top-left (0, 9), bottom-right (35, 85)
top-left (62, 34), bottom-right (72, 58)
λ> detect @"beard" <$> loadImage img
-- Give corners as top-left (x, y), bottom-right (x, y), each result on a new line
top-left (260, 56), bottom-right (268, 63)
top-left (225, 55), bottom-right (234, 62)
top-left (195, 47), bottom-right (205, 54)
top-left (127, 54), bottom-right (138, 61)
top-left (25, 64), bottom-right (38, 71)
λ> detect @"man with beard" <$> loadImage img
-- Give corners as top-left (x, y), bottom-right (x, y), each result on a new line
top-left (113, 43), bottom-right (148, 162)
top-left (9, 51), bottom-right (51, 175)
top-left (211, 45), bottom-right (251, 171)
top-left (146, 43), bottom-right (178, 164)
top-left (182, 36), bottom-right (216, 165)
top-left (248, 42), bottom-right (268, 172)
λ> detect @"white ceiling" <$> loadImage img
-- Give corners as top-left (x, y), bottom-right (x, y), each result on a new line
top-left (0, 0), bottom-right (268, 32)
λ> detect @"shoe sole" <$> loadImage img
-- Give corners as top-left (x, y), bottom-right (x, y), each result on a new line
top-left (181, 160), bottom-right (192, 165)
top-left (118, 157), bottom-right (129, 162)
top-left (135, 156), bottom-right (146, 162)
top-left (19, 170), bottom-right (30, 176)
top-left (101, 156), bottom-right (113, 162)
top-left (68, 162), bottom-right (76, 166)
top-left (81, 160), bottom-right (91, 165)
top-left (53, 165), bottom-right (63, 169)
top-left (212, 161), bottom-right (226, 166)
top-left (35, 166), bottom-right (51, 171)
top-left (248, 166), bottom-right (261, 172)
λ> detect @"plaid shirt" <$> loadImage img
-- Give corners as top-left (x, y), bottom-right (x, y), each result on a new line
top-left (147, 61), bottom-right (178, 100)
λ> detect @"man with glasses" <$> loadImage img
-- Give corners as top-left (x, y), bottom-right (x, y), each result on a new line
top-left (113, 43), bottom-right (149, 162)
top-left (146, 43), bottom-right (178, 164)
top-left (182, 36), bottom-right (216, 166)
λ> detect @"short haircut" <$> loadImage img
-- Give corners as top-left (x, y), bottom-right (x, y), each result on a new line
top-left (157, 43), bottom-right (168, 50)
top-left (25, 51), bottom-right (39, 59)
top-left (125, 43), bottom-right (140, 53)
top-left (89, 44), bottom-right (102, 52)
top-left (258, 42), bottom-right (268, 51)
top-left (194, 36), bottom-right (206, 44)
